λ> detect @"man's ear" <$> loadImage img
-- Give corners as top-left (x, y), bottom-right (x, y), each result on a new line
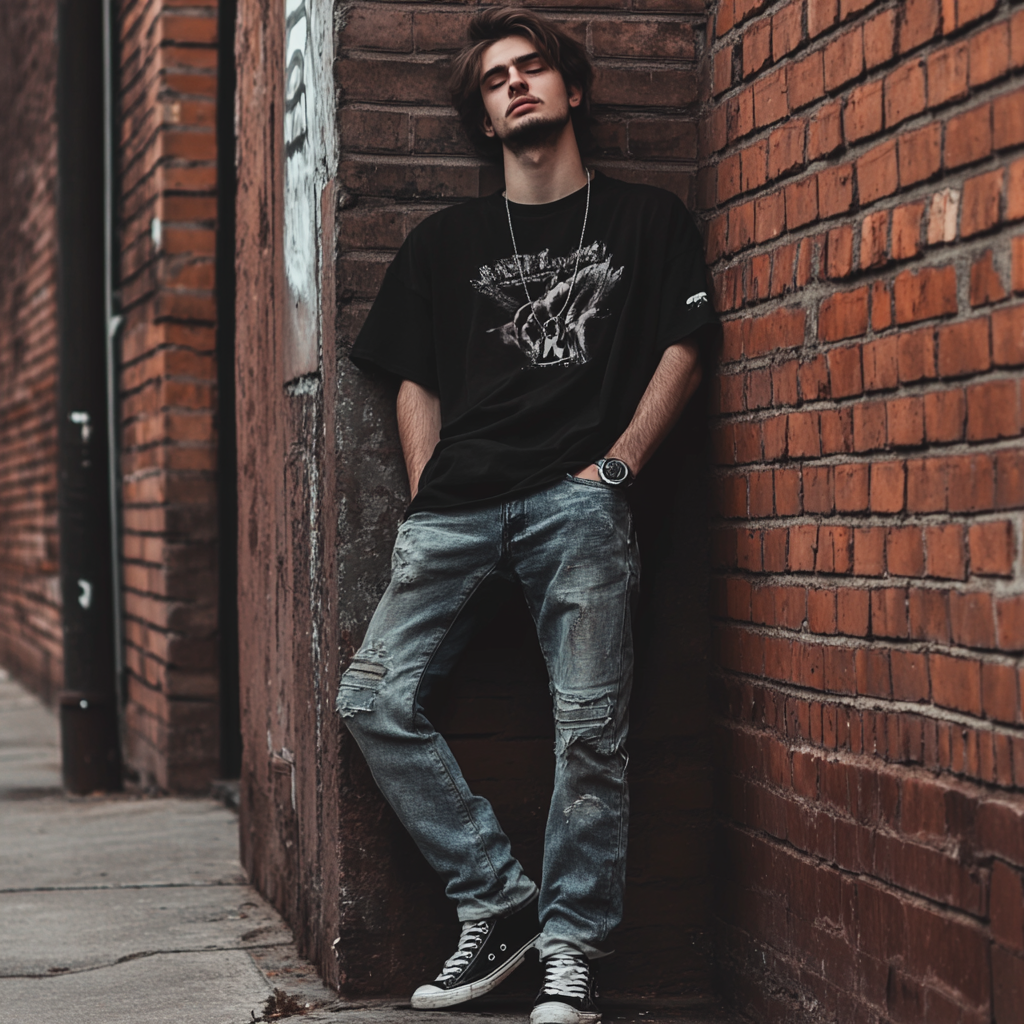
top-left (482, 113), bottom-right (495, 138)
top-left (568, 83), bottom-right (582, 108)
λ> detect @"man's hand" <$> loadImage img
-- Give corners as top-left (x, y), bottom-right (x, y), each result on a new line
top-left (573, 463), bottom-right (603, 481)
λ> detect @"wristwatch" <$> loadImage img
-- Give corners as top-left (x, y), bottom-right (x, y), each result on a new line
top-left (595, 458), bottom-right (634, 487)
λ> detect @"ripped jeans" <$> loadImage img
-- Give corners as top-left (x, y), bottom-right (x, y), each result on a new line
top-left (337, 476), bottom-right (639, 961)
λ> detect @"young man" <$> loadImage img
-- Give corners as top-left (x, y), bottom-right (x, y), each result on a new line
top-left (338, 9), bottom-right (717, 1023)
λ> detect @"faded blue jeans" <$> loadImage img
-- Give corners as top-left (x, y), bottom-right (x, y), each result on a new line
top-left (336, 476), bottom-right (639, 960)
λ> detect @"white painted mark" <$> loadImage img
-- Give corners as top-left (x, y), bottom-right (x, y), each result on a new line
top-left (69, 410), bottom-right (91, 443)
top-left (77, 579), bottom-right (93, 609)
top-left (150, 217), bottom-right (162, 250)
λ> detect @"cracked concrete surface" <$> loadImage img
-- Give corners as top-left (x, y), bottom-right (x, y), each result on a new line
top-left (0, 671), bottom-right (747, 1024)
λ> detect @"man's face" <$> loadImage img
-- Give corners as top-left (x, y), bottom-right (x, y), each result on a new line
top-left (478, 35), bottom-right (581, 154)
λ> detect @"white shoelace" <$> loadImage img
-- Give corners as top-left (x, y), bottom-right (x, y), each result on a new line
top-left (435, 920), bottom-right (490, 983)
top-left (540, 954), bottom-right (590, 999)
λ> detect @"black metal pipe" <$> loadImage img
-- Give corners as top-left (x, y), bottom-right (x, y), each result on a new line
top-left (55, 0), bottom-right (122, 794)
top-left (216, 0), bottom-right (241, 779)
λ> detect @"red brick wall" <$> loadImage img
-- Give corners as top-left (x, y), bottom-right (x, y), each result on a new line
top-left (116, 0), bottom-right (221, 791)
top-left (0, 1), bottom-right (63, 704)
top-left (703, 0), bottom-right (1024, 1019)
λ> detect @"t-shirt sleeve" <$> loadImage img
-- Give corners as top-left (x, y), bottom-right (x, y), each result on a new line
top-left (349, 235), bottom-right (439, 392)
top-left (654, 200), bottom-right (720, 354)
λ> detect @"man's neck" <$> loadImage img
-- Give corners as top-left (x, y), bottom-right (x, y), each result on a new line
top-left (502, 126), bottom-right (588, 205)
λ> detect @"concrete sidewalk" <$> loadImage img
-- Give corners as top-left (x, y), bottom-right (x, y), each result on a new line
top-left (0, 670), bottom-right (745, 1024)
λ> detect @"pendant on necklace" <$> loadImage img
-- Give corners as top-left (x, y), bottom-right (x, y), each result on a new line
top-left (542, 317), bottom-right (565, 345)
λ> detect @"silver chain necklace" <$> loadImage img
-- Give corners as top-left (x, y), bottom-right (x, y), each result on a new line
top-left (504, 169), bottom-right (591, 347)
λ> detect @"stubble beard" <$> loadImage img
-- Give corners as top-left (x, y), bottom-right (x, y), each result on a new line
top-left (498, 107), bottom-right (572, 157)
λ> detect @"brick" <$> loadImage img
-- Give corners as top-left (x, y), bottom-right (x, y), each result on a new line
top-left (742, 18), bottom-right (773, 78)
top-left (872, 587), bottom-right (908, 638)
top-left (787, 52), bottom-right (825, 112)
top-left (341, 7), bottom-right (413, 50)
top-left (753, 69), bottom-right (788, 128)
top-left (855, 527), bottom-right (886, 575)
top-left (855, 401), bottom-right (888, 452)
top-left (728, 201), bottom-right (756, 253)
top-left (930, 653), bottom-right (982, 714)
top-left (927, 43), bottom-right (969, 108)
top-left (844, 80), bottom-right (882, 143)
top-left (885, 60), bottom-right (926, 127)
top-left (772, 2), bottom-right (804, 61)
top-left (775, 467), bottom-right (802, 515)
top-left (754, 192), bottom-right (785, 244)
top-left (924, 388), bottom-right (966, 442)
top-left (966, 379), bottom-right (1020, 440)
top-left (860, 211), bottom-right (888, 270)
top-left (835, 464), bottom-right (868, 512)
top-left (825, 226), bottom-right (853, 279)
top-left (864, 9), bottom-right (896, 69)
top-left (995, 449), bottom-right (1024, 508)
top-left (926, 524), bottom-right (966, 579)
top-left (897, 123), bottom-right (941, 187)
top-left (997, 595), bottom-right (1024, 651)
top-left (768, 121), bottom-right (805, 179)
top-left (825, 28), bottom-right (864, 91)
top-left (959, 166), bottom-right (1004, 239)
top-left (841, 591), bottom-right (871, 639)
top-left (991, 861), bottom-right (1024, 952)
top-left (909, 587), bottom-right (951, 642)
top-left (969, 249), bottom-right (1008, 306)
top-left (927, 187), bottom-right (961, 245)
top-left (993, 304), bottom-right (1024, 365)
top-left (887, 526), bottom-right (924, 576)
top-left (1009, 158), bottom-right (1024, 221)
top-left (894, 266), bottom-right (958, 325)
top-left (717, 153), bottom-right (742, 203)
top-left (871, 282), bottom-right (893, 332)
top-left (969, 20), bottom-right (1010, 87)
top-left (808, 0), bottom-right (838, 37)
top-left (819, 288), bottom-right (869, 342)
top-left (945, 105), bottom-right (993, 169)
top-left (898, 0), bottom-right (939, 53)
top-left (981, 662), bottom-right (1019, 723)
top-left (817, 164), bottom-right (853, 218)
top-left (891, 202), bottom-right (924, 260)
top-left (946, 453), bottom-right (996, 512)
top-left (829, 346), bottom-right (863, 399)
top-left (800, 355), bottom-right (829, 402)
top-left (746, 306), bottom-right (807, 356)
top-left (785, 176), bottom-right (818, 229)
top-left (713, 44), bottom-right (733, 97)
top-left (994, 89), bottom-right (1024, 151)
top-left (870, 460), bottom-right (905, 512)
top-left (937, 318), bottom-right (990, 377)
top-left (788, 411), bottom-right (822, 457)
top-left (887, 395), bottom-right (924, 446)
top-left (773, 359), bottom-right (799, 405)
top-left (741, 140), bottom-right (768, 193)
top-left (969, 520), bottom-right (1015, 576)
top-left (950, 590), bottom-right (996, 648)
top-left (808, 588), bottom-right (837, 633)
top-left (808, 101), bottom-right (843, 160)
top-left (863, 337), bottom-right (897, 391)
top-left (857, 140), bottom-right (898, 205)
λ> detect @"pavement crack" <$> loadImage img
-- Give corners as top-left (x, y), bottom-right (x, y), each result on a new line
top-left (0, 941), bottom-right (294, 979)
top-left (0, 880), bottom-right (248, 894)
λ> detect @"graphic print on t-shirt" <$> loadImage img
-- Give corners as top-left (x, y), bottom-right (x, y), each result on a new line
top-left (471, 241), bottom-right (624, 368)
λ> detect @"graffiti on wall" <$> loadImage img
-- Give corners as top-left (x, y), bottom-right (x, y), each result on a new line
top-left (283, 0), bottom-right (321, 379)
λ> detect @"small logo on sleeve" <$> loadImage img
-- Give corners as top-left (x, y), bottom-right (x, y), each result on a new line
top-left (686, 291), bottom-right (708, 306)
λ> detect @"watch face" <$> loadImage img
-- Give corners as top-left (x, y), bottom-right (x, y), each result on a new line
top-left (601, 459), bottom-right (629, 484)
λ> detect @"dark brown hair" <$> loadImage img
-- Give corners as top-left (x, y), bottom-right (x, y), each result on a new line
top-left (448, 8), bottom-right (595, 161)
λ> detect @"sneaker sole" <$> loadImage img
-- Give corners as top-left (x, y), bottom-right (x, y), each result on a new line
top-left (530, 1004), bottom-right (601, 1024)
top-left (410, 933), bottom-right (539, 1010)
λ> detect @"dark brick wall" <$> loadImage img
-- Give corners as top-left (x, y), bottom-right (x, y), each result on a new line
top-left (0, 1), bottom-right (63, 704)
top-left (703, 0), bottom-right (1024, 1020)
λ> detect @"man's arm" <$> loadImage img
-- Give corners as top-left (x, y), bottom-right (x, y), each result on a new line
top-left (397, 379), bottom-right (442, 500)
top-left (575, 340), bottom-right (702, 481)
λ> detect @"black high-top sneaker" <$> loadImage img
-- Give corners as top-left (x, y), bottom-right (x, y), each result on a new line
top-left (410, 894), bottom-right (540, 1009)
top-left (530, 952), bottom-right (601, 1024)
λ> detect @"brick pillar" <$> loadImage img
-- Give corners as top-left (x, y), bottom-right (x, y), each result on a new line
top-left (702, 1), bottom-right (1024, 1020)
top-left (0, 2), bottom-right (63, 703)
top-left (117, 0), bottom-right (221, 792)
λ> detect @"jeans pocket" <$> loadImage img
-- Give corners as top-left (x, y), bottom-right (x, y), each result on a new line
top-left (564, 472), bottom-right (615, 491)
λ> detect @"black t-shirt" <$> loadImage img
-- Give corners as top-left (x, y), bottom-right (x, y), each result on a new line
top-left (350, 172), bottom-right (718, 515)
